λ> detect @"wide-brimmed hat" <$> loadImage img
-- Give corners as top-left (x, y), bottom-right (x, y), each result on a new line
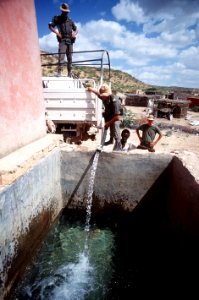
top-left (99, 84), bottom-right (111, 97)
top-left (60, 3), bottom-right (70, 12)
top-left (147, 114), bottom-right (154, 121)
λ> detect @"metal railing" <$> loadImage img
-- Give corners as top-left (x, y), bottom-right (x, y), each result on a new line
top-left (41, 49), bottom-right (111, 85)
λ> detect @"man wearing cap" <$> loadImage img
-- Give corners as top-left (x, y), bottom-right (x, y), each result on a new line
top-left (86, 85), bottom-right (122, 151)
top-left (49, 3), bottom-right (78, 77)
top-left (136, 115), bottom-right (162, 152)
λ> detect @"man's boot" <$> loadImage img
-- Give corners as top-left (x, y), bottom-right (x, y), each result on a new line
top-left (104, 138), bottom-right (114, 146)
top-left (67, 64), bottom-right (72, 77)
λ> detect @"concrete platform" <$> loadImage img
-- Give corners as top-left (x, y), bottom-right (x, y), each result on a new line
top-left (0, 134), bottom-right (61, 187)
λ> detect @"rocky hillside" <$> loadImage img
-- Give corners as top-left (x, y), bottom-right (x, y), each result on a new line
top-left (40, 51), bottom-right (198, 94)
top-left (40, 51), bottom-right (149, 93)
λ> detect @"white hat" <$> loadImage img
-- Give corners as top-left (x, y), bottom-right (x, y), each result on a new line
top-left (99, 84), bottom-right (112, 97)
top-left (147, 114), bottom-right (154, 121)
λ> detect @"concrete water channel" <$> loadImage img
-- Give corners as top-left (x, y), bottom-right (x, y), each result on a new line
top-left (1, 135), bottom-right (199, 299)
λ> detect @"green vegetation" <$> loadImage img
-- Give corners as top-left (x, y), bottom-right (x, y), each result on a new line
top-left (120, 109), bottom-right (138, 128)
top-left (191, 106), bottom-right (199, 112)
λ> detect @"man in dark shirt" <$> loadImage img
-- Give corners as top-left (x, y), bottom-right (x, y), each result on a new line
top-left (86, 84), bottom-right (122, 151)
top-left (136, 115), bottom-right (162, 152)
top-left (49, 3), bottom-right (78, 77)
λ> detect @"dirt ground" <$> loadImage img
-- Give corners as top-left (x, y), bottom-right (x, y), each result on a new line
top-left (62, 106), bottom-right (198, 182)
top-left (72, 106), bottom-right (199, 156)
top-left (125, 106), bottom-right (199, 155)
top-left (1, 106), bottom-right (199, 186)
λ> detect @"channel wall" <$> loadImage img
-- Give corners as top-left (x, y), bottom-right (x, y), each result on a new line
top-left (0, 137), bottom-right (199, 299)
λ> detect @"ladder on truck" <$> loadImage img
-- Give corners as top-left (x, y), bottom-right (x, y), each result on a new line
top-left (41, 50), bottom-right (111, 141)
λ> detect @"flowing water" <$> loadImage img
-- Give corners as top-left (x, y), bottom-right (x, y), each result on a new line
top-left (85, 151), bottom-right (99, 233)
top-left (11, 151), bottom-right (117, 299)
top-left (10, 145), bottom-right (196, 299)
top-left (11, 217), bottom-right (115, 299)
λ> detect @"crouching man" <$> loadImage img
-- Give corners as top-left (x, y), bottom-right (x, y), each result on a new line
top-left (136, 115), bottom-right (162, 152)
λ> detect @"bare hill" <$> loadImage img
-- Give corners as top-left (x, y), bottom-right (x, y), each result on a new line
top-left (40, 51), bottom-right (199, 94)
top-left (40, 51), bottom-right (149, 92)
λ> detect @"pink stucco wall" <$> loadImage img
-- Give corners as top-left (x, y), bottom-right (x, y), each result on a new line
top-left (0, 0), bottom-right (46, 158)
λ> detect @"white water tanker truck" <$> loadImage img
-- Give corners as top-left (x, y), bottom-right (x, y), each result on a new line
top-left (41, 50), bottom-right (111, 142)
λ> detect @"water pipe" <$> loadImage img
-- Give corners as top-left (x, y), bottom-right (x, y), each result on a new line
top-left (66, 129), bottom-right (107, 207)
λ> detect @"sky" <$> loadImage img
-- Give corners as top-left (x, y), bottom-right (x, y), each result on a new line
top-left (34, 0), bottom-right (199, 89)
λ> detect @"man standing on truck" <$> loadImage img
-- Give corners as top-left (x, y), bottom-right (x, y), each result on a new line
top-left (48, 3), bottom-right (78, 77)
top-left (86, 84), bottom-right (122, 151)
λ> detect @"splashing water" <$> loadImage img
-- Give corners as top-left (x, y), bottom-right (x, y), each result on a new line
top-left (50, 252), bottom-right (94, 300)
top-left (11, 150), bottom-right (116, 300)
top-left (51, 151), bottom-right (101, 299)
top-left (20, 253), bottom-right (92, 300)
top-left (12, 221), bottom-right (115, 299)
